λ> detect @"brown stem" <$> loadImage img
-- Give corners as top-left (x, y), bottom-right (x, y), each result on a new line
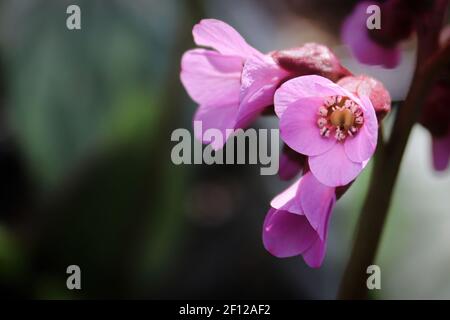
top-left (337, 39), bottom-right (450, 299)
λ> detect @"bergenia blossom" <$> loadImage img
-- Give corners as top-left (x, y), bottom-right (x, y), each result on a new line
top-left (275, 75), bottom-right (378, 187)
top-left (180, 19), bottom-right (285, 149)
top-left (181, 19), bottom-right (350, 150)
top-left (263, 172), bottom-right (335, 268)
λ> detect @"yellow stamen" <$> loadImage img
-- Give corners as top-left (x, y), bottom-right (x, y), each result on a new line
top-left (330, 109), bottom-right (355, 131)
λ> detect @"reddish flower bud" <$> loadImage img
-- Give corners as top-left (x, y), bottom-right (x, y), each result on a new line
top-left (419, 80), bottom-right (450, 171)
top-left (337, 75), bottom-right (391, 121)
top-left (419, 80), bottom-right (450, 138)
top-left (272, 43), bottom-right (352, 82)
top-left (278, 144), bottom-right (306, 181)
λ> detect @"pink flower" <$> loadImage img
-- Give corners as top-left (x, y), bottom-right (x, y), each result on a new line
top-left (275, 75), bottom-right (378, 187)
top-left (263, 172), bottom-right (335, 268)
top-left (341, 1), bottom-right (401, 68)
top-left (181, 19), bottom-right (351, 150)
top-left (180, 19), bottom-right (288, 150)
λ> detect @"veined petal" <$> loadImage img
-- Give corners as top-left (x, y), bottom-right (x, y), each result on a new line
top-left (344, 95), bottom-right (378, 162)
top-left (298, 172), bottom-right (336, 240)
top-left (274, 75), bottom-right (350, 118)
top-left (236, 57), bottom-right (289, 128)
top-left (280, 97), bottom-right (336, 156)
top-left (309, 143), bottom-right (364, 187)
top-left (270, 179), bottom-right (302, 214)
top-left (180, 49), bottom-right (242, 106)
top-left (193, 19), bottom-right (263, 59)
top-left (302, 196), bottom-right (333, 269)
top-left (193, 102), bottom-right (238, 150)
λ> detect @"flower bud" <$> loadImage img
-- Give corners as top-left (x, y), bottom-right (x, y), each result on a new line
top-left (419, 80), bottom-right (450, 138)
top-left (337, 75), bottom-right (391, 121)
top-left (272, 43), bottom-right (351, 82)
top-left (367, 0), bottom-right (420, 48)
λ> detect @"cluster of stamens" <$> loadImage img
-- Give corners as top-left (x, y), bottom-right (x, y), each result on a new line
top-left (317, 95), bottom-right (364, 142)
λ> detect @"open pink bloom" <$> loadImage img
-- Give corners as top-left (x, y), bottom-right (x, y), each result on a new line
top-left (263, 172), bottom-right (335, 268)
top-left (181, 20), bottom-right (351, 150)
top-left (180, 19), bottom-right (288, 150)
top-left (341, 1), bottom-right (401, 68)
top-left (275, 75), bottom-right (378, 187)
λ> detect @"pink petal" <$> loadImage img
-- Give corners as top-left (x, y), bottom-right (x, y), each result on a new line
top-left (280, 97), bottom-right (336, 156)
top-left (236, 57), bottom-right (289, 128)
top-left (193, 103), bottom-right (238, 150)
top-left (263, 208), bottom-right (317, 258)
top-left (274, 75), bottom-right (350, 118)
top-left (180, 49), bottom-right (242, 106)
top-left (432, 133), bottom-right (450, 171)
top-left (303, 196), bottom-right (335, 268)
top-left (302, 238), bottom-right (327, 268)
top-left (298, 172), bottom-right (336, 240)
top-left (192, 19), bottom-right (263, 59)
top-left (344, 95), bottom-right (378, 162)
top-left (270, 179), bottom-right (302, 214)
top-left (309, 143), bottom-right (364, 187)
top-left (341, 1), bottom-right (400, 68)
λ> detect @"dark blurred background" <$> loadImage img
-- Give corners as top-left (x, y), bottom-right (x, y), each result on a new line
top-left (0, 0), bottom-right (448, 299)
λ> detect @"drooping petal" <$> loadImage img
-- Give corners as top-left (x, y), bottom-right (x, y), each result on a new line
top-left (301, 200), bottom-right (333, 269)
top-left (180, 49), bottom-right (242, 106)
top-left (193, 102), bottom-right (238, 150)
top-left (236, 57), bottom-right (289, 128)
top-left (280, 96), bottom-right (336, 156)
top-left (344, 95), bottom-right (378, 162)
top-left (263, 208), bottom-right (317, 258)
top-left (298, 172), bottom-right (336, 240)
top-left (274, 75), bottom-right (350, 118)
top-left (302, 238), bottom-right (327, 268)
top-left (341, 1), bottom-right (400, 68)
top-left (270, 179), bottom-right (302, 214)
top-left (432, 133), bottom-right (450, 171)
top-left (309, 143), bottom-right (364, 187)
top-left (192, 19), bottom-right (263, 59)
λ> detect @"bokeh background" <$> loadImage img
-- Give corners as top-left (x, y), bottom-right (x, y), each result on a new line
top-left (0, 0), bottom-right (449, 299)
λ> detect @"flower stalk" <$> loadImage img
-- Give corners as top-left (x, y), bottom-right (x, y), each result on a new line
top-left (338, 37), bottom-right (450, 299)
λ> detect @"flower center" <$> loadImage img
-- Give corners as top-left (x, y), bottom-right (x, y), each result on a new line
top-left (317, 95), bottom-right (364, 142)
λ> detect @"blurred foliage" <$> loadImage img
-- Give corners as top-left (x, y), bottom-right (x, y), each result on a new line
top-left (7, 0), bottom-right (172, 188)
